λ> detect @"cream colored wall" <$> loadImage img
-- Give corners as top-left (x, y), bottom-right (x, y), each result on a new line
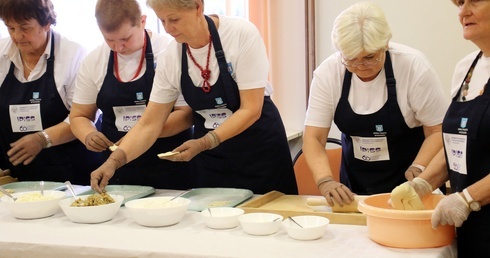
top-left (315, 0), bottom-right (478, 138)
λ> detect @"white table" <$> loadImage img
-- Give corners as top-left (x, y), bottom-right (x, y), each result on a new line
top-left (0, 189), bottom-right (457, 258)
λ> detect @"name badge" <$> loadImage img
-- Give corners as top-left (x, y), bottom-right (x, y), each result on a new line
top-left (351, 136), bottom-right (390, 162)
top-left (113, 105), bottom-right (146, 132)
top-left (9, 104), bottom-right (43, 132)
top-left (196, 108), bottom-right (233, 129)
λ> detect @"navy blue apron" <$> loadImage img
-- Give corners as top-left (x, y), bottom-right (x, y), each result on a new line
top-left (180, 16), bottom-right (297, 194)
top-left (0, 32), bottom-right (102, 184)
top-left (333, 51), bottom-right (425, 195)
top-left (96, 30), bottom-right (192, 190)
top-left (442, 51), bottom-right (490, 257)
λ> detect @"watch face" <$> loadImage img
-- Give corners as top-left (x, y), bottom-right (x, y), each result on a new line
top-left (470, 201), bottom-right (481, 211)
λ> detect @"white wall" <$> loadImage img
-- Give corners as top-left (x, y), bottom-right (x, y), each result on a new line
top-left (315, 0), bottom-right (478, 138)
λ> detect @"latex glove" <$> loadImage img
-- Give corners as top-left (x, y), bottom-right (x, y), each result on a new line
top-left (7, 133), bottom-right (45, 166)
top-left (161, 131), bottom-right (220, 162)
top-left (317, 176), bottom-right (355, 207)
top-left (404, 165), bottom-right (423, 181)
top-left (85, 131), bottom-right (113, 152)
top-left (431, 193), bottom-right (470, 228)
top-left (90, 149), bottom-right (127, 193)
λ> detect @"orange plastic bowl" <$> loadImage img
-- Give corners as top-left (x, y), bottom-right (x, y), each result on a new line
top-left (357, 193), bottom-right (455, 249)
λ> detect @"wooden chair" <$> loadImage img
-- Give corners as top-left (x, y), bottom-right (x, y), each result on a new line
top-left (292, 138), bottom-right (342, 196)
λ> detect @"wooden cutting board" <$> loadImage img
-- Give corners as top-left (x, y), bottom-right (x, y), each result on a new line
top-left (238, 191), bottom-right (366, 225)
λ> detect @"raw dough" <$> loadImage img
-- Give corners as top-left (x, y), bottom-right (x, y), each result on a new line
top-left (390, 183), bottom-right (425, 210)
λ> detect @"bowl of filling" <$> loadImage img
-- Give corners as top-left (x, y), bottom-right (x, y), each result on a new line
top-left (125, 196), bottom-right (191, 227)
top-left (58, 193), bottom-right (124, 224)
top-left (0, 190), bottom-right (66, 219)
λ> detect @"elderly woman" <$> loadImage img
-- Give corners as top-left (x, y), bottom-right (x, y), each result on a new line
top-left (89, 0), bottom-right (297, 194)
top-left (396, 0), bottom-right (490, 256)
top-left (302, 2), bottom-right (449, 206)
top-left (0, 0), bottom-right (102, 184)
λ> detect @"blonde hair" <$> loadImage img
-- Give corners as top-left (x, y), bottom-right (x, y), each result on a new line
top-left (331, 2), bottom-right (392, 59)
top-left (95, 0), bottom-right (142, 32)
top-left (146, 0), bottom-right (202, 11)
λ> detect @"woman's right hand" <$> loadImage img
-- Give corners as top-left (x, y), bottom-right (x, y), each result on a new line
top-left (84, 131), bottom-right (113, 152)
top-left (90, 149), bottom-right (127, 193)
top-left (317, 176), bottom-right (355, 207)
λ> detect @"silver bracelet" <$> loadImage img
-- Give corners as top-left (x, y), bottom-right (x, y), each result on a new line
top-left (39, 130), bottom-right (52, 148)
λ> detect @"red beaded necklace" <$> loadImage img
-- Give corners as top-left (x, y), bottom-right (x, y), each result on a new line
top-left (113, 34), bottom-right (147, 83)
top-left (186, 35), bottom-right (212, 93)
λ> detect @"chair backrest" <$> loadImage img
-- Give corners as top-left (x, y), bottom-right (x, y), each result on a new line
top-left (292, 138), bottom-right (342, 196)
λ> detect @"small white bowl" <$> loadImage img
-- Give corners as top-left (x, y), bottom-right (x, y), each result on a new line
top-left (283, 215), bottom-right (330, 240)
top-left (238, 212), bottom-right (283, 236)
top-left (58, 194), bottom-right (124, 224)
top-left (201, 207), bottom-right (244, 229)
top-left (125, 196), bottom-right (191, 227)
top-left (0, 190), bottom-right (66, 219)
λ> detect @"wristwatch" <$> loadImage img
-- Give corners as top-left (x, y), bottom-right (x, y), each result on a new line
top-left (463, 188), bottom-right (481, 212)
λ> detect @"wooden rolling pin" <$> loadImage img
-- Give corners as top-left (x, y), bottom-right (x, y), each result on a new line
top-left (306, 195), bottom-right (368, 213)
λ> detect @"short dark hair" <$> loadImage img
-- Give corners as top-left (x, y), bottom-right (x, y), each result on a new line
top-left (0, 0), bottom-right (57, 26)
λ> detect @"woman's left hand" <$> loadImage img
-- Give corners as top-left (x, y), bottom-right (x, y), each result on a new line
top-left (162, 132), bottom-right (219, 162)
top-left (7, 133), bottom-right (45, 165)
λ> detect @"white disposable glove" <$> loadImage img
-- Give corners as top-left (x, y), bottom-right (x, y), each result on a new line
top-left (431, 193), bottom-right (470, 228)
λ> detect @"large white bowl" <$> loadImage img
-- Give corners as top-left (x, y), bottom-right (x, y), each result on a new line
top-left (125, 196), bottom-right (191, 227)
top-left (238, 212), bottom-right (283, 236)
top-left (201, 207), bottom-right (244, 229)
top-left (283, 215), bottom-right (330, 240)
top-left (58, 194), bottom-right (124, 224)
top-left (0, 190), bottom-right (66, 219)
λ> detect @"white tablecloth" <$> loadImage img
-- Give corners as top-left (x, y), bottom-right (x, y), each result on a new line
top-left (0, 189), bottom-right (457, 258)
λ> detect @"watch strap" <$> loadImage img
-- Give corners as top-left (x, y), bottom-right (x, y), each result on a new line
top-left (462, 188), bottom-right (474, 203)
top-left (463, 188), bottom-right (481, 211)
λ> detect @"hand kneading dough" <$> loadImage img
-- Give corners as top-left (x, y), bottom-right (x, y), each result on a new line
top-left (390, 183), bottom-right (425, 210)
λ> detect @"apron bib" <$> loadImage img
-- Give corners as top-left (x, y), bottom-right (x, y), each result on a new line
top-left (334, 51), bottom-right (424, 194)
top-left (96, 31), bottom-right (192, 190)
top-left (180, 16), bottom-right (297, 194)
top-left (442, 51), bottom-right (490, 257)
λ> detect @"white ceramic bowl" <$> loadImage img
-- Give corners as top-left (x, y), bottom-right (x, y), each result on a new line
top-left (0, 190), bottom-right (66, 219)
top-left (58, 194), bottom-right (124, 224)
top-left (125, 196), bottom-right (191, 227)
top-left (238, 212), bottom-right (283, 236)
top-left (201, 207), bottom-right (244, 229)
top-left (283, 215), bottom-right (330, 240)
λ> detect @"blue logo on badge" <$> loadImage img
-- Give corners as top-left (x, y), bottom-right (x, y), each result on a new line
top-left (227, 62), bottom-right (233, 74)
top-left (461, 117), bottom-right (468, 128)
top-left (215, 97), bottom-right (224, 105)
top-left (136, 92), bottom-right (143, 100)
top-left (33, 92), bottom-right (39, 99)
top-left (375, 124), bottom-right (383, 132)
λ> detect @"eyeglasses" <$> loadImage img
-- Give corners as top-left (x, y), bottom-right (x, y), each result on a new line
top-left (341, 50), bottom-right (383, 68)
